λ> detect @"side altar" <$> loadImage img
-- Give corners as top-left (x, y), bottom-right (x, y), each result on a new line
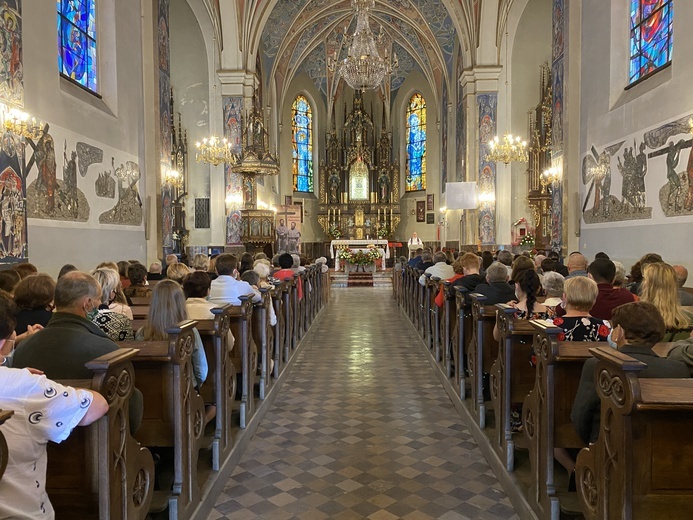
top-left (330, 239), bottom-right (389, 272)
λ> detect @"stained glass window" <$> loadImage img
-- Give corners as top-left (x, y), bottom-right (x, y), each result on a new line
top-left (406, 94), bottom-right (427, 192)
top-left (57, 0), bottom-right (98, 93)
top-left (292, 95), bottom-right (313, 193)
top-left (629, 0), bottom-right (673, 84)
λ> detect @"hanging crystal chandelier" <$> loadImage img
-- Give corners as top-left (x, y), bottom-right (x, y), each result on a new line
top-left (485, 134), bottom-right (529, 164)
top-left (195, 136), bottom-right (237, 166)
top-left (337, 0), bottom-right (395, 91)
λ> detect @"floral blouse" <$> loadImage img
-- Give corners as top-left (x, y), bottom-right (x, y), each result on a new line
top-left (514, 308), bottom-right (554, 320)
top-left (549, 316), bottom-right (611, 342)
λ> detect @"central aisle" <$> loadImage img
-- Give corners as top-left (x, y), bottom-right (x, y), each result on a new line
top-left (212, 287), bottom-right (519, 519)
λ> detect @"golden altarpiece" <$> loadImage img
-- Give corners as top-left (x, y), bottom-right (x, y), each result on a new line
top-left (526, 64), bottom-right (554, 251)
top-left (318, 91), bottom-right (400, 240)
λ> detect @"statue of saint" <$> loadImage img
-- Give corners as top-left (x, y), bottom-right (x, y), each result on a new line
top-left (378, 172), bottom-right (390, 203)
top-left (329, 173), bottom-right (340, 204)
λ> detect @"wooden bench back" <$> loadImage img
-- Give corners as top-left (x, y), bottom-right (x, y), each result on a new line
top-left (130, 297), bottom-right (151, 307)
top-left (424, 274), bottom-right (442, 360)
top-left (252, 288), bottom-right (273, 399)
top-left (131, 306), bottom-right (150, 320)
top-left (491, 304), bottom-right (536, 471)
top-left (576, 347), bottom-right (693, 520)
top-left (47, 349), bottom-right (155, 520)
top-left (120, 321), bottom-right (204, 520)
top-left (195, 305), bottom-right (235, 471)
top-left (226, 297), bottom-right (255, 429)
top-left (0, 410), bottom-right (12, 481)
top-left (271, 282), bottom-right (287, 378)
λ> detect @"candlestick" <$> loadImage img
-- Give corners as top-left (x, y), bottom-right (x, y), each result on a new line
top-left (339, 209), bottom-right (341, 220)
top-left (378, 208), bottom-right (380, 221)
top-left (390, 208), bottom-right (393, 223)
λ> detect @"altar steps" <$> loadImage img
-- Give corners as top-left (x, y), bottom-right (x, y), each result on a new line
top-left (330, 270), bottom-right (393, 288)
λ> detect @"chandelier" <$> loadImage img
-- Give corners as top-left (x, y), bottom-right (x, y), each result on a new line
top-left (195, 136), bottom-right (236, 166)
top-left (485, 134), bottom-right (529, 164)
top-left (231, 90), bottom-right (279, 178)
top-left (336, 0), bottom-right (396, 91)
top-left (540, 166), bottom-right (561, 189)
top-left (1, 104), bottom-right (42, 140)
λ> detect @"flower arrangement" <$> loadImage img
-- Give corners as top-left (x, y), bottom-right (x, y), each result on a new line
top-left (519, 233), bottom-right (535, 247)
top-left (376, 226), bottom-right (390, 239)
top-left (338, 248), bottom-right (382, 266)
top-left (328, 226), bottom-right (343, 239)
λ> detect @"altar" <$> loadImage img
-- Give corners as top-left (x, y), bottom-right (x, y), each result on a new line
top-left (330, 239), bottom-right (389, 271)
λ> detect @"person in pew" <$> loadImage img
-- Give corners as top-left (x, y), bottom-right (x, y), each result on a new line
top-left (584, 258), bottom-right (636, 320)
top-left (273, 253), bottom-right (303, 301)
top-left (240, 270), bottom-right (277, 327)
top-left (407, 248), bottom-right (423, 267)
top-left (667, 329), bottom-right (693, 376)
top-left (640, 262), bottom-right (693, 341)
top-left (417, 251), bottom-right (434, 272)
top-left (11, 271), bottom-right (143, 433)
top-left (183, 271), bottom-right (218, 319)
top-left (673, 264), bottom-right (693, 306)
top-left (166, 262), bottom-right (190, 285)
top-left (57, 264), bottom-right (78, 280)
top-left (90, 268), bottom-right (135, 341)
top-left (450, 253), bottom-right (485, 292)
top-left (509, 254), bottom-right (534, 284)
top-left (473, 261), bottom-right (517, 306)
top-left (612, 260), bottom-right (627, 288)
top-left (493, 269), bottom-right (552, 341)
top-left (123, 263), bottom-right (151, 298)
top-left (433, 256), bottom-right (465, 308)
top-left (147, 261), bottom-right (164, 281)
top-left (253, 261), bottom-right (273, 289)
top-left (572, 301), bottom-right (689, 447)
top-left (13, 274), bottom-right (56, 335)
top-left (136, 280), bottom-right (208, 390)
top-left (238, 252), bottom-right (254, 276)
top-left (541, 271), bottom-right (565, 310)
top-left (419, 252), bottom-right (454, 286)
top-left (547, 277), bottom-right (611, 342)
top-left (0, 269), bottom-right (21, 296)
top-left (565, 252), bottom-right (589, 279)
top-left (0, 316), bottom-right (109, 520)
top-left (117, 260), bottom-right (131, 289)
top-left (11, 263), bottom-right (38, 280)
top-left (97, 261), bottom-right (133, 308)
top-left (191, 253), bottom-right (209, 273)
top-left (210, 253), bottom-right (262, 305)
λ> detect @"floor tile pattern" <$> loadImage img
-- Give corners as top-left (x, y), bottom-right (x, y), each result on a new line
top-left (212, 287), bottom-right (519, 519)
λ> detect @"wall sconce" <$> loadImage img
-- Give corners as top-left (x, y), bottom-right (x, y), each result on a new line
top-left (164, 168), bottom-right (184, 189)
top-left (1, 103), bottom-right (43, 140)
top-left (540, 166), bottom-right (561, 190)
top-left (477, 192), bottom-right (496, 205)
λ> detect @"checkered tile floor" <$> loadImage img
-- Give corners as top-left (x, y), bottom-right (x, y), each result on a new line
top-left (211, 288), bottom-right (518, 519)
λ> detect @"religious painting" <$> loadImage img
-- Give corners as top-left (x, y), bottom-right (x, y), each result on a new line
top-left (226, 210), bottom-right (242, 245)
top-left (0, 0), bottom-right (23, 106)
top-left (0, 130), bottom-right (27, 262)
top-left (416, 200), bottom-right (425, 222)
top-left (222, 96), bottom-right (243, 245)
top-left (552, 58), bottom-right (564, 157)
top-left (275, 204), bottom-right (301, 254)
top-left (441, 82), bottom-right (448, 192)
top-left (552, 0), bottom-right (564, 62)
top-left (426, 213), bottom-right (434, 225)
top-left (426, 194), bottom-right (434, 211)
top-left (349, 159), bottom-right (369, 201)
top-left (98, 161), bottom-right (142, 225)
top-left (223, 97), bottom-right (243, 154)
top-left (477, 93), bottom-right (497, 245)
top-left (157, 0), bottom-right (170, 74)
top-left (582, 112), bottom-right (693, 226)
top-left (284, 195), bottom-right (292, 206)
top-left (76, 142), bottom-right (103, 177)
top-left (629, 0), bottom-right (673, 84)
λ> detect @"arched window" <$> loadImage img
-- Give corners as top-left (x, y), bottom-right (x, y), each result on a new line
top-left (58, 0), bottom-right (98, 93)
top-left (629, 0), bottom-right (673, 84)
top-left (406, 93), bottom-right (426, 192)
top-left (292, 95), bottom-right (313, 193)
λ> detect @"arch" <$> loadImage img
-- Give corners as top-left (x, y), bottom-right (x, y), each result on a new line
top-left (291, 94), bottom-right (314, 193)
top-left (405, 92), bottom-right (427, 192)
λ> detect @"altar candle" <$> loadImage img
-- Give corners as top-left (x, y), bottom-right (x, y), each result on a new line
top-left (390, 208), bottom-right (393, 223)
top-left (339, 209), bottom-right (341, 220)
top-left (378, 208), bottom-right (380, 221)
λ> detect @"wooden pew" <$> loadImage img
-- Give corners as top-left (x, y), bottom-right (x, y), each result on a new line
top-left (0, 410), bottom-right (12, 481)
top-left (130, 297), bottom-right (151, 307)
top-left (425, 275), bottom-right (442, 361)
top-left (47, 349), bottom-right (155, 520)
top-left (121, 321), bottom-right (205, 520)
top-left (252, 288), bottom-right (273, 400)
top-left (227, 296), bottom-right (255, 429)
top-left (281, 277), bottom-right (296, 360)
top-left (523, 320), bottom-right (592, 519)
top-left (452, 286), bottom-right (471, 400)
top-left (441, 282), bottom-right (456, 380)
top-left (195, 305), bottom-right (236, 471)
top-left (271, 282), bottom-right (286, 379)
top-left (468, 293), bottom-right (499, 429)
top-left (131, 306), bottom-right (150, 320)
top-left (492, 304), bottom-right (536, 471)
top-left (576, 347), bottom-right (693, 520)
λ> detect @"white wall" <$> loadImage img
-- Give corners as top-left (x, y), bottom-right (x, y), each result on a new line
top-left (577, 0), bottom-right (693, 275)
top-left (22, 0), bottom-right (146, 277)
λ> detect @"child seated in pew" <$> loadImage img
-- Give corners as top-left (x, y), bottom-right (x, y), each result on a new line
top-left (136, 280), bottom-right (208, 390)
top-left (493, 269), bottom-right (552, 341)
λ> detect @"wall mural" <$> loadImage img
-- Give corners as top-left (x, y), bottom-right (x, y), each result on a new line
top-left (0, 130), bottom-right (27, 261)
top-left (23, 123), bottom-right (142, 227)
top-left (582, 113), bottom-right (693, 226)
top-left (158, 0), bottom-right (173, 251)
top-left (477, 93), bottom-right (497, 245)
top-left (223, 96), bottom-right (243, 245)
top-left (550, 0), bottom-right (565, 251)
top-left (0, 0), bottom-right (23, 107)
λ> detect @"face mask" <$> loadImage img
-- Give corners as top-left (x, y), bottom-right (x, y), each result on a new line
top-left (86, 301), bottom-right (99, 321)
top-left (607, 329), bottom-right (618, 349)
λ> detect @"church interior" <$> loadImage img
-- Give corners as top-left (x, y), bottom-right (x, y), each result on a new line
top-left (1, 0), bottom-right (693, 519)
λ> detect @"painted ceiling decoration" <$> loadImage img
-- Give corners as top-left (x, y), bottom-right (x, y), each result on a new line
top-left (256, 0), bottom-right (468, 113)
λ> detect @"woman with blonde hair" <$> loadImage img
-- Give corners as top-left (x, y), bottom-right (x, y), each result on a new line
top-left (90, 268), bottom-right (135, 341)
top-left (96, 261), bottom-right (131, 308)
top-left (136, 280), bottom-right (208, 389)
top-left (166, 262), bottom-right (190, 285)
top-left (640, 262), bottom-right (693, 340)
top-left (191, 253), bottom-right (209, 272)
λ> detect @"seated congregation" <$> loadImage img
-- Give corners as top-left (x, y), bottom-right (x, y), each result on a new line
top-left (397, 247), bottom-right (693, 519)
top-left (0, 251), bottom-right (327, 520)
